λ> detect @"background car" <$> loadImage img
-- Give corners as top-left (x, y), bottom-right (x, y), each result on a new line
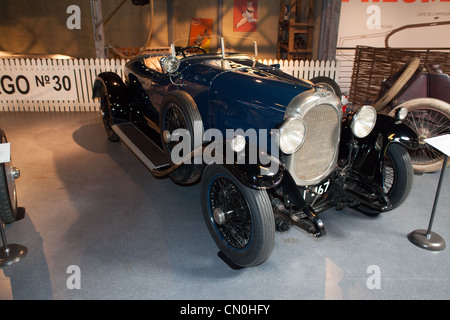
top-left (376, 58), bottom-right (450, 173)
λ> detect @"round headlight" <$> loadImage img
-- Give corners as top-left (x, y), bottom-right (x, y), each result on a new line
top-left (279, 118), bottom-right (306, 154)
top-left (395, 107), bottom-right (408, 122)
top-left (351, 105), bottom-right (377, 138)
top-left (162, 55), bottom-right (180, 74)
top-left (230, 135), bottom-right (246, 153)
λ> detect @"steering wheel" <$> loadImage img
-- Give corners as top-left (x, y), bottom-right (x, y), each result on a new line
top-left (373, 57), bottom-right (421, 112)
top-left (176, 46), bottom-right (207, 58)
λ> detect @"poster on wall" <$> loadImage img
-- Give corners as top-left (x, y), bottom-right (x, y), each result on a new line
top-left (188, 18), bottom-right (213, 52)
top-left (337, 0), bottom-right (450, 49)
top-left (233, 0), bottom-right (258, 32)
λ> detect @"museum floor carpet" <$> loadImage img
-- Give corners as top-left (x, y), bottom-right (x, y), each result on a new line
top-left (0, 111), bottom-right (449, 300)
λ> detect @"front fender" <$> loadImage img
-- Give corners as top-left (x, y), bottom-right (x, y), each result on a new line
top-left (222, 161), bottom-right (284, 190)
top-left (153, 139), bottom-right (285, 189)
top-left (341, 113), bottom-right (418, 180)
top-left (188, 140), bottom-right (285, 189)
top-left (92, 72), bottom-right (130, 122)
top-left (206, 140), bottom-right (284, 190)
top-left (375, 114), bottom-right (419, 150)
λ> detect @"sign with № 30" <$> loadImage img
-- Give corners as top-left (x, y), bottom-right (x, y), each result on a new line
top-left (0, 69), bottom-right (77, 101)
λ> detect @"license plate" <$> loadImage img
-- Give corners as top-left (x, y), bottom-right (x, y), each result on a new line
top-left (302, 180), bottom-right (331, 203)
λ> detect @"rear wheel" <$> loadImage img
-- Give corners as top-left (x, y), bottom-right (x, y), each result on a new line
top-left (160, 91), bottom-right (204, 185)
top-left (101, 93), bottom-right (119, 142)
top-left (201, 164), bottom-right (275, 267)
top-left (0, 129), bottom-right (20, 224)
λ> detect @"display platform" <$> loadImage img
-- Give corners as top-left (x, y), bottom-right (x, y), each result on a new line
top-left (0, 111), bottom-right (448, 300)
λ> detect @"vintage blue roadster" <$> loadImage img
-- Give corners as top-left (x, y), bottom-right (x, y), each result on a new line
top-left (93, 36), bottom-right (418, 267)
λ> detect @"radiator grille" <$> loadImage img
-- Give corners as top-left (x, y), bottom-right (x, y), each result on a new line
top-left (292, 104), bottom-right (340, 183)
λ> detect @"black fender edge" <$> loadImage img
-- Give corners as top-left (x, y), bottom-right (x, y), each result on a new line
top-left (374, 114), bottom-right (419, 151)
top-left (218, 141), bottom-right (284, 190)
top-left (92, 72), bottom-right (130, 122)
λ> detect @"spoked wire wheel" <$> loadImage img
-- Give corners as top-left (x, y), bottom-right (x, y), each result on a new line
top-left (390, 98), bottom-right (450, 173)
top-left (392, 98), bottom-right (450, 173)
top-left (382, 157), bottom-right (394, 195)
top-left (405, 108), bottom-right (449, 169)
top-left (208, 176), bottom-right (253, 250)
top-left (382, 143), bottom-right (413, 200)
top-left (160, 91), bottom-right (204, 185)
top-left (162, 103), bottom-right (187, 154)
top-left (358, 143), bottom-right (413, 216)
top-left (201, 165), bottom-right (274, 267)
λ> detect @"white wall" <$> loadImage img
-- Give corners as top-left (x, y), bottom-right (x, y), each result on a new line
top-left (335, 0), bottom-right (450, 95)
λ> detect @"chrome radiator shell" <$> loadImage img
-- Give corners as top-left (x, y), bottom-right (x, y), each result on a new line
top-left (284, 88), bottom-right (342, 186)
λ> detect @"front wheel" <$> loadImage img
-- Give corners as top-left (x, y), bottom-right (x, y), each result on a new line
top-left (382, 144), bottom-right (414, 210)
top-left (200, 165), bottom-right (275, 267)
top-left (358, 143), bottom-right (413, 216)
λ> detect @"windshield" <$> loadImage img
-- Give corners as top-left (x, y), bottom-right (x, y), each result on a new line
top-left (172, 35), bottom-right (257, 58)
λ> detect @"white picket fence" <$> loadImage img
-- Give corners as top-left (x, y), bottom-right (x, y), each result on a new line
top-left (258, 59), bottom-right (340, 82)
top-left (0, 58), bottom-right (126, 112)
top-left (0, 58), bottom-right (340, 112)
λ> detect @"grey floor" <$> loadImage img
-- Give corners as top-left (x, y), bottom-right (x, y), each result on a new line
top-left (0, 111), bottom-right (449, 300)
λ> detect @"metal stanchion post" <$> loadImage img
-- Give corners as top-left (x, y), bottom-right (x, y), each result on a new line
top-left (408, 147), bottom-right (448, 251)
top-left (1, 134), bottom-right (28, 266)
top-left (0, 220), bottom-right (28, 267)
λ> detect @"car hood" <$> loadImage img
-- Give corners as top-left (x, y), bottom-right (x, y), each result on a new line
top-left (206, 59), bottom-right (314, 132)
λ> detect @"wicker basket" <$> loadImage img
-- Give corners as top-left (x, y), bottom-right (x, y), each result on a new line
top-left (349, 46), bottom-right (450, 107)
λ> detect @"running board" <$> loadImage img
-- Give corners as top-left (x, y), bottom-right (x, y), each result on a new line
top-left (111, 123), bottom-right (169, 172)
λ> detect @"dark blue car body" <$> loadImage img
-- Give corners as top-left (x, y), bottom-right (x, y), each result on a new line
top-left (125, 53), bottom-right (311, 142)
top-left (92, 39), bottom-right (418, 267)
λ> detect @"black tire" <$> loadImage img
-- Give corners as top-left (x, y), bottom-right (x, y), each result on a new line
top-left (100, 92), bottom-right (120, 142)
top-left (359, 143), bottom-right (413, 216)
top-left (310, 76), bottom-right (342, 98)
top-left (0, 129), bottom-right (19, 224)
top-left (383, 144), bottom-right (414, 209)
top-left (200, 164), bottom-right (275, 267)
top-left (160, 91), bottom-right (204, 185)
